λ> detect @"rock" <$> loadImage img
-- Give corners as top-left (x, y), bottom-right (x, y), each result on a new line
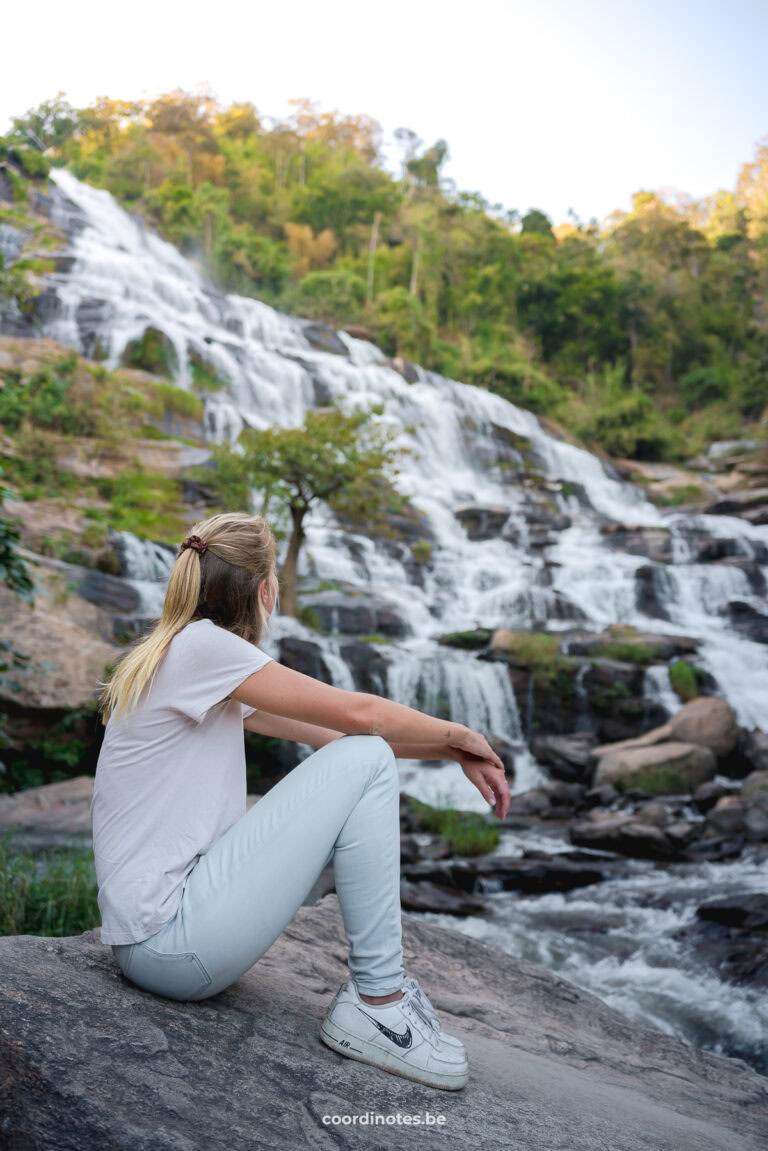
top-left (664, 696), bottom-right (741, 757)
top-left (0, 775), bottom-right (94, 850)
top-left (594, 741), bottom-right (717, 795)
top-left (399, 878), bottom-right (486, 915)
top-left (742, 771), bottom-right (768, 800)
top-left (678, 893), bottom-right (768, 987)
top-left (727, 601), bottom-right (768, 645)
top-left (742, 731), bottom-right (768, 772)
top-left (682, 834), bottom-right (744, 862)
top-left (454, 503), bottom-right (511, 541)
top-left (391, 355), bottom-right (420, 382)
top-left (300, 588), bottom-right (409, 638)
top-left (1, 899), bottom-right (765, 1150)
top-left (560, 627), bottom-right (699, 661)
top-left (692, 779), bottom-right (736, 814)
top-left (530, 732), bottom-right (598, 783)
top-left (584, 782), bottom-right (620, 808)
top-left (633, 801), bottom-right (670, 828)
top-left (698, 893), bottom-right (768, 932)
top-left (600, 525), bottom-right (674, 563)
top-left (278, 635), bottom-right (333, 681)
top-left (301, 321), bottom-right (349, 356)
top-left (0, 563), bottom-right (120, 710)
top-left (635, 564), bottom-right (674, 619)
top-left (569, 816), bottom-right (674, 861)
top-left (741, 773), bottom-right (768, 840)
top-left (590, 696), bottom-right (741, 762)
top-left (706, 797), bottom-right (746, 836)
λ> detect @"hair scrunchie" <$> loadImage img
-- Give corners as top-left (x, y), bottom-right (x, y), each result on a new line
top-left (180, 534), bottom-right (208, 555)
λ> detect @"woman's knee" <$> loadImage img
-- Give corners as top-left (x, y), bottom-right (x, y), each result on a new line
top-left (338, 733), bottom-right (396, 776)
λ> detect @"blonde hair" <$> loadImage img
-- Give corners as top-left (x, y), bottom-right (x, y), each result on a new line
top-left (97, 511), bottom-right (279, 725)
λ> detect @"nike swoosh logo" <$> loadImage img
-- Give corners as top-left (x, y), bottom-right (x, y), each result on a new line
top-left (358, 1009), bottom-right (413, 1049)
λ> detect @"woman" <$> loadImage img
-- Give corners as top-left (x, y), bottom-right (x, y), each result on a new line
top-left (93, 510), bottom-right (511, 1091)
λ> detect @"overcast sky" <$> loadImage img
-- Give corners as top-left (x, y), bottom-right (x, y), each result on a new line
top-left (2, 0), bottom-right (767, 225)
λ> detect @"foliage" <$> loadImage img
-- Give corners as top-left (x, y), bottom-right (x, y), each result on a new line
top-left (0, 832), bottom-right (98, 936)
top-left (192, 400), bottom-right (409, 616)
top-left (2, 96), bottom-right (768, 460)
top-left (669, 660), bottom-right (704, 702)
top-left (409, 796), bottom-right (500, 856)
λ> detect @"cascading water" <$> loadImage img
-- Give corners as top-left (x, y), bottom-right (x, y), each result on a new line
top-left (37, 166), bottom-right (768, 737)
top-left (8, 165), bottom-right (768, 1070)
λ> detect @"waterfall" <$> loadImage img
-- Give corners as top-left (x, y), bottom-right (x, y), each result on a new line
top-left (11, 164), bottom-right (768, 738)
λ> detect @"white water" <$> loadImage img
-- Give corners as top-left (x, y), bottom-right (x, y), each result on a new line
top-left (10, 166), bottom-right (768, 1071)
top-left (37, 166), bottom-right (767, 733)
top-left (415, 832), bottom-right (768, 1073)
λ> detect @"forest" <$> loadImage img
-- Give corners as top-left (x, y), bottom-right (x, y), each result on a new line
top-left (2, 89), bottom-right (767, 462)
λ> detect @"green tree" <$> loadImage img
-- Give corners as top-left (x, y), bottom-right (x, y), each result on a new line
top-left (202, 405), bottom-right (408, 618)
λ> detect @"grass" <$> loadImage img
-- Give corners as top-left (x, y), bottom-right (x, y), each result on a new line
top-left (0, 831), bottom-right (99, 937)
top-left (669, 659), bottom-right (702, 702)
top-left (590, 640), bottom-right (660, 665)
top-left (409, 797), bottom-right (500, 856)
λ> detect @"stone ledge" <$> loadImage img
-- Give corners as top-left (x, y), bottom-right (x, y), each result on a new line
top-left (0, 897), bottom-right (765, 1150)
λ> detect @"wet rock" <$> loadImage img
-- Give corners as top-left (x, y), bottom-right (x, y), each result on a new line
top-left (682, 834), bottom-right (744, 862)
top-left (569, 815), bottom-right (674, 860)
top-left (530, 732), bottom-right (598, 783)
top-left (600, 525), bottom-right (674, 564)
top-left (727, 601), bottom-right (768, 644)
top-left (664, 820), bottom-right (699, 849)
top-left (299, 588), bottom-right (409, 638)
top-left (401, 854), bottom-right (609, 896)
top-left (338, 639), bottom-right (390, 695)
top-left (584, 782), bottom-right (620, 808)
top-left (391, 355), bottom-right (420, 382)
top-left (706, 797), bottom-right (746, 836)
top-left (454, 503), bottom-right (511, 540)
top-left (742, 730), bottom-right (768, 773)
top-left (399, 878), bottom-right (486, 915)
top-left (277, 635), bottom-right (332, 681)
top-left (692, 779), bottom-right (737, 814)
top-left (560, 628), bottom-right (698, 661)
top-left (633, 801), bottom-right (670, 828)
top-left (681, 893), bottom-right (768, 987)
top-left (742, 770), bottom-right (768, 800)
top-left (635, 564), bottom-right (674, 620)
top-left (301, 321), bottom-right (349, 356)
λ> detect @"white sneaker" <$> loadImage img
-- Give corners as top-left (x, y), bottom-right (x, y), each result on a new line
top-left (401, 976), bottom-right (465, 1050)
top-left (319, 978), bottom-right (469, 1091)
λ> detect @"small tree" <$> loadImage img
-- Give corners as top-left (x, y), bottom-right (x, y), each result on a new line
top-left (198, 403), bottom-right (409, 618)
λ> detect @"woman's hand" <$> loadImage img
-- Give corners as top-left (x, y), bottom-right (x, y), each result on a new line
top-left (452, 745), bottom-right (512, 820)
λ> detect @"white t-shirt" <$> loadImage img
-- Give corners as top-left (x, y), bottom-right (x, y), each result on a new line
top-left (91, 618), bottom-right (274, 945)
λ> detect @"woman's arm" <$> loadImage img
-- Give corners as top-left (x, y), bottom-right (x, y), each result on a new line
top-left (244, 709), bottom-right (457, 762)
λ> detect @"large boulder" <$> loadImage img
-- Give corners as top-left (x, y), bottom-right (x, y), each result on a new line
top-left (590, 696), bottom-right (740, 764)
top-left (594, 741), bottom-right (717, 795)
top-left (0, 897), bottom-right (765, 1150)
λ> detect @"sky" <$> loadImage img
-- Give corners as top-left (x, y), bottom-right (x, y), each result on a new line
top-left (2, 0), bottom-right (767, 226)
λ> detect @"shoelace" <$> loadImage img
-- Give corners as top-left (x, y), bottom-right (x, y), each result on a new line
top-left (405, 978), bottom-right (443, 1034)
top-left (400, 983), bottom-right (441, 1039)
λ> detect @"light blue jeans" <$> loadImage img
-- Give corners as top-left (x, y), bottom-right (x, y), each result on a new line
top-left (111, 734), bottom-right (405, 1001)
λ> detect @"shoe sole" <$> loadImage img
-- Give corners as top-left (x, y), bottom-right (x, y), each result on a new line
top-left (319, 1016), bottom-right (469, 1091)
